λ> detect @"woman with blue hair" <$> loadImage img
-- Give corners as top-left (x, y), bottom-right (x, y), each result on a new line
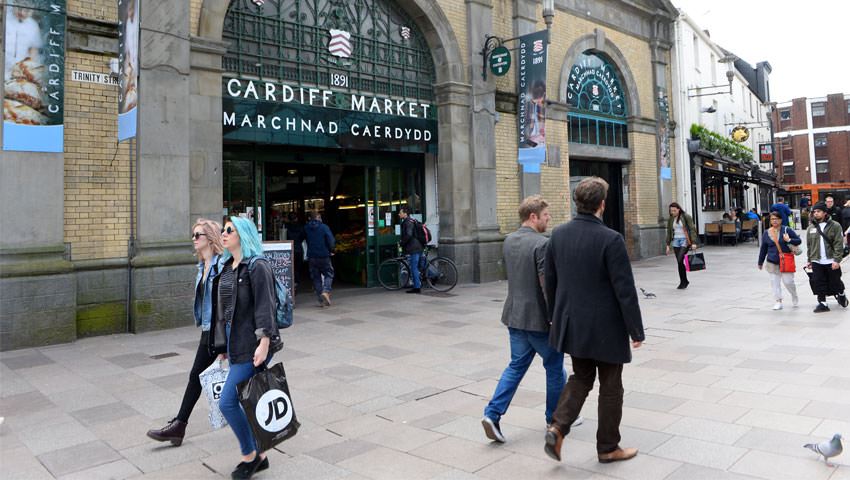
top-left (214, 216), bottom-right (279, 479)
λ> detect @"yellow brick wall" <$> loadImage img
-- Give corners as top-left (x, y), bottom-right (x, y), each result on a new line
top-left (63, 51), bottom-right (133, 261)
top-left (69, 0), bottom-right (117, 22)
top-left (495, 114), bottom-right (521, 234)
top-left (540, 119), bottom-right (571, 227)
top-left (191, 0), bottom-right (202, 36)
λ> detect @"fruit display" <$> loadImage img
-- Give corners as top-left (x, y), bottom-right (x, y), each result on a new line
top-left (334, 228), bottom-right (366, 253)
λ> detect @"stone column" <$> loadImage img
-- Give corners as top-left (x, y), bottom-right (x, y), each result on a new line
top-left (131, 0), bottom-right (196, 331)
top-left (0, 13), bottom-right (75, 350)
top-left (466, 0), bottom-right (503, 282)
top-left (514, 0), bottom-right (540, 198)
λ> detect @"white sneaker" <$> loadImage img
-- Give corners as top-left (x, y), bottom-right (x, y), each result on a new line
top-left (772, 303), bottom-right (783, 311)
top-left (481, 416), bottom-right (505, 443)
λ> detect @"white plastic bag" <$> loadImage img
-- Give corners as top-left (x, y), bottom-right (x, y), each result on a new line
top-left (199, 359), bottom-right (229, 429)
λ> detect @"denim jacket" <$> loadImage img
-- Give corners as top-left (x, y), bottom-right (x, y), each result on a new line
top-left (194, 254), bottom-right (221, 331)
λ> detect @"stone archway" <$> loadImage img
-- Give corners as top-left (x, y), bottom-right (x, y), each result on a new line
top-left (558, 32), bottom-right (642, 118)
top-left (193, 0), bottom-right (478, 279)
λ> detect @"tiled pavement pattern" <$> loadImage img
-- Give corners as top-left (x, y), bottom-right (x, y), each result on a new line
top-left (2, 243), bottom-right (849, 479)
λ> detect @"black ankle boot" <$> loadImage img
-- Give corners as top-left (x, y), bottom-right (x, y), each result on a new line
top-left (232, 455), bottom-right (264, 479)
top-left (146, 418), bottom-right (187, 446)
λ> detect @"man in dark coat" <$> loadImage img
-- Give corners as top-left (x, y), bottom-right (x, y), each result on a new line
top-left (303, 211), bottom-right (335, 307)
top-left (543, 176), bottom-right (645, 464)
top-left (399, 206), bottom-right (424, 294)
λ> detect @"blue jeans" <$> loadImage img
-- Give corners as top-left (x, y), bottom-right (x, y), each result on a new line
top-left (221, 323), bottom-right (272, 455)
top-left (484, 328), bottom-right (566, 425)
top-left (671, 237), bottom-right (687, 248)
top-left (309, 257), bottom-right (334, 301)
top-left (408, 252), bottom-right (422, 289)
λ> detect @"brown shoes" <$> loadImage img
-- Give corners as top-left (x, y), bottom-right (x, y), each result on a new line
top-left (146, 418), bottom-right (187, 446)
top-left (544, 425), bottom-right (564, 461)
top-left (598, 447), bottom-right (638, 463)
top-left (321, 292), bottom-right (331, 307)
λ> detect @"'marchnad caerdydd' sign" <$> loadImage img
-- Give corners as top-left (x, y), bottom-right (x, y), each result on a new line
top-left (223, 78), bottom-right (437, 154)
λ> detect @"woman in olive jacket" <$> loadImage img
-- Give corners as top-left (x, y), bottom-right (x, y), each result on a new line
top-left (665, 203), bottom-right (697, 289)
top-left (213, 216), bottom-right (279, 479)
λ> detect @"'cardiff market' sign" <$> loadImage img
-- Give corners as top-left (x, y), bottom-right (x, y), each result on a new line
top-left (222, 78), bottom-right (437, 153)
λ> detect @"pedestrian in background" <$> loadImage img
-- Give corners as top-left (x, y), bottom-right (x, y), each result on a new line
top-left (285, 212), bottom-right (304, 289)
top-left (757, 212), bottom-right (800, 310)
top-left (665, 202), bottom-right (696, 290)
top-left (303, 211), bottom-right (335, 306)
top-left (216, 216), bottom-right (279, 479)
top-left (841, 199), bottom-right (850, 233)
top-left (806, 202), bottom-right (848, 313)
top-left (770, 197), bottom-right (793, 228)
top-left (146, 218), bottom-right (223, 446)
top-left (543, 177), bottom-right (644, 464)
top-left (482, 195), bottom-right (580, 444)
top-left (825, 195), bottom-right (842, 225)
top-left (399, 206), bottom-right (424, 294)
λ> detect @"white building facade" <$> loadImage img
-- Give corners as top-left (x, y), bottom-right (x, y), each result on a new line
top-left (670, 10), bottom-right (777, 236)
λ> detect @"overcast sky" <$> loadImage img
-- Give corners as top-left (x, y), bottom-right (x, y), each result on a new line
top-left (672, 0), bottom-right (850, 103)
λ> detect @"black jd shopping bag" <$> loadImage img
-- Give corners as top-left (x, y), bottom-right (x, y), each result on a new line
top-left (238, 362), bottom-right (300, 451)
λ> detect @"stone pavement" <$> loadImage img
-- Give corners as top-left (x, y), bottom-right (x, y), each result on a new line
top-left (2, 242), bottom-right (849, 480)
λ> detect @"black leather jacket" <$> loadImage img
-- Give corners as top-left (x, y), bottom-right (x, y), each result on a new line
top-left (400, 217), bottom-right (423, 254)
top-left (211, 256), bottom-right (277, 364)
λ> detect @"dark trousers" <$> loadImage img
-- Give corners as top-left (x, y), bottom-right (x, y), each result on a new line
top-left (673, 247), bottom-right (688, 284)
top-left (810, 262), bottom-right (845, 302)
top-left (176, 330), bottom-right (216, 423)
top-left (309, 257), bottom-right (334, 299)
top-left (551, 356), bottom-right (624, 454)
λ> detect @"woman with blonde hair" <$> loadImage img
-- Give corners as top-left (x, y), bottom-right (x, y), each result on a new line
top-left (146, 218), bottom-right (224, 446)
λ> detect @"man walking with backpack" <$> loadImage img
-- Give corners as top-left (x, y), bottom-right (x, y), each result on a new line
top-left (399, 206), bottom-right (425, 294)
top-left (481, 196), bottom-right (580, 444)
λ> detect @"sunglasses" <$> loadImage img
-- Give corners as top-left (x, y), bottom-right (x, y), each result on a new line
top-left (191, 232), bottom-right (206, 240)
top-left (221, 226), bottom-right (236, 235)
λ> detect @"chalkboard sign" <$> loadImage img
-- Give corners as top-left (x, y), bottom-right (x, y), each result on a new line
top-left (262, 241), bottom-right (294, 299)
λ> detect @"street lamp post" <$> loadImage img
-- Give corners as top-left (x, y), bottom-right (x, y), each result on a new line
top-left (687, 54), bottom-right (738, 98)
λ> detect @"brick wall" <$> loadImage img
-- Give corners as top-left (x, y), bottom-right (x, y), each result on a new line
top-left (64, 1), bottom-right (133, 262)
top-left (69, 0), bottom-right (117, 21)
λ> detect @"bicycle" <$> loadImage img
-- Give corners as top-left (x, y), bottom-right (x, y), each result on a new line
top-left (377, 246), bottom-right (458, 293)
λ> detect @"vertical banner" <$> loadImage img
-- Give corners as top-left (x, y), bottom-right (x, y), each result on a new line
top-left (3, 0), bottom-right (66, 152)
top-left (118, 0), bottom-right (139, 141)
top-left (516, 30), bottom-right (548, 173)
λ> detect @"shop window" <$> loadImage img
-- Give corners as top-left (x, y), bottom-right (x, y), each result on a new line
top-left (729, 181), bottom-right (745, 209)
top-left (702, 172), bottom-right (725, 211)
top-left (223, 158), bottom-right (255, 218)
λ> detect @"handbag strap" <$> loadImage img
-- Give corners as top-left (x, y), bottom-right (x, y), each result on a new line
top-left (769, 227), bottom-right (784, 256)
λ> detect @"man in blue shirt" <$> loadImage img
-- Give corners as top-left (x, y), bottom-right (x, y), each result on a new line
top-left (770, 197), bottom-right (793, 227)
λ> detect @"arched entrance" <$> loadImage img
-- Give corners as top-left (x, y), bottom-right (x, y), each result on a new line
top-left (559, 34), bottom-right (642, 236)
top-left (194, 0), bottom-right (468, 286)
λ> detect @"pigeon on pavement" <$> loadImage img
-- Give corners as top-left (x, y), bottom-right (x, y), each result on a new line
top-left (804, 433), bottom-right (843, 466)
top-left (640, 288), bottom-right (656, 299)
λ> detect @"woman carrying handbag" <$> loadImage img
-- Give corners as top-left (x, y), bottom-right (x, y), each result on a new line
top-left (758, 211), bottom-right (801, 310)
top-left (665, 203), bottom-right (697, 289)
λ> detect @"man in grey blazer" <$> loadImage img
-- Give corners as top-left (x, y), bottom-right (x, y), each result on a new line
top-left (481, 196), bottom-right (580, 444)
top-left (543, 177), bottom-right (645, 464)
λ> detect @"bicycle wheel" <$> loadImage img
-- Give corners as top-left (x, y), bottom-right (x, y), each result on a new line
top-left (426, 256), bottom-right (458, 292)
top-left (377, 258), bottom-right (410, 290)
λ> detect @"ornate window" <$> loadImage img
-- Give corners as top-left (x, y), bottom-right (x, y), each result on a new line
top-left (222, 0), bottom-right (436, 104)
top-left (566, 52), bottom-right (628, 148)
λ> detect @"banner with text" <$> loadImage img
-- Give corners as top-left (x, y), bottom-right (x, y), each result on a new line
top-left (222, 78), bottom-right (437, 153)
top-left (516, 30), bottom-right (548, 173)
top-left (118, 0), bottom-right (139, 141)
top-left (3, 0), bottom-right (66, 152)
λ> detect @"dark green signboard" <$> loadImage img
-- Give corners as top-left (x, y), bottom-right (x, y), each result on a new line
top-left (489, 46), bottom-right (511, 77)
top-left (223, 78), bottom-right (437, 154)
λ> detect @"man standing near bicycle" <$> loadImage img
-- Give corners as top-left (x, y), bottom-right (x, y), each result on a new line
top-left (482, 195), bottom-right (580, 444)
top-left (399, 206), bottom-right (424, 294)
